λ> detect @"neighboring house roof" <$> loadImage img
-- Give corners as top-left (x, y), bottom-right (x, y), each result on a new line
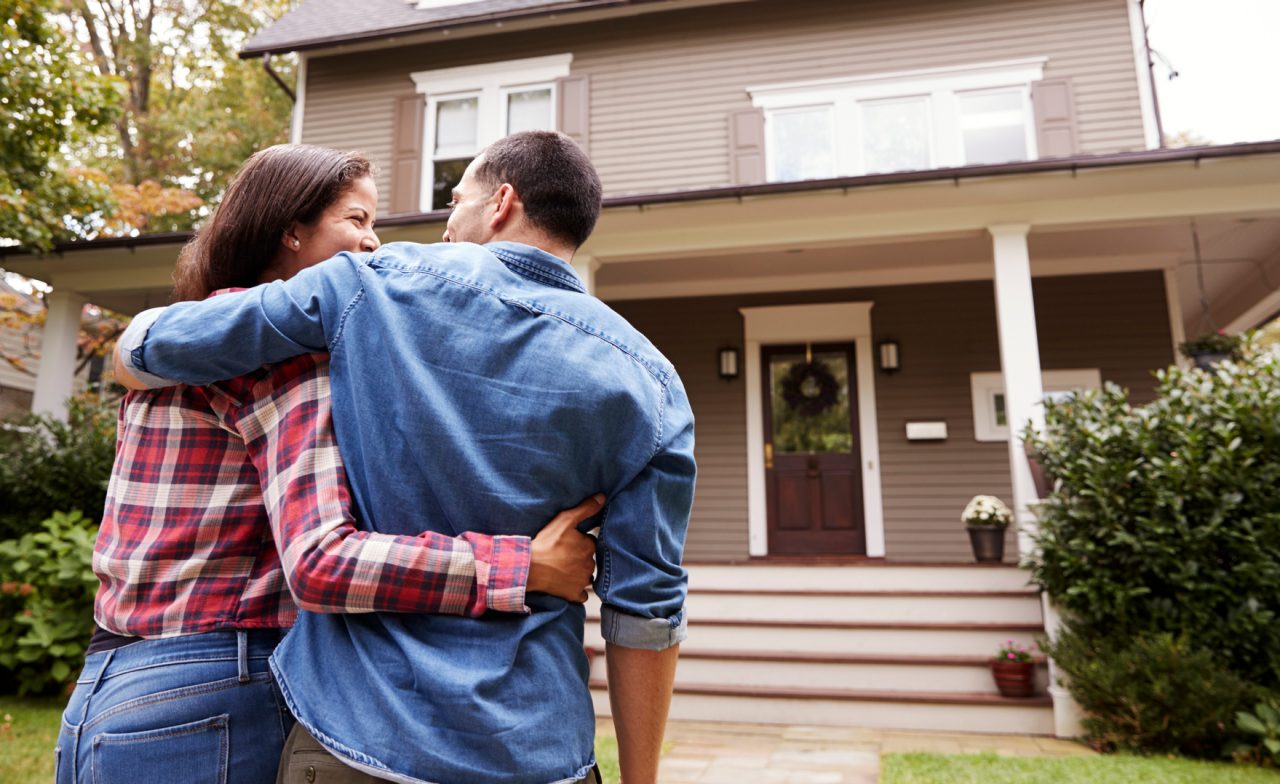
top-left (241, 0), bottom-right (669, 57)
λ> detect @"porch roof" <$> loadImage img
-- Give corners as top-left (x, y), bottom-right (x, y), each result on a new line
top-left (4, 141), bottom-right (1280, 332)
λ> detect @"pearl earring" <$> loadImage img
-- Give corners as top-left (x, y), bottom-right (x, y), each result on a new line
top-left (293, 240), bottom-right (300, 248)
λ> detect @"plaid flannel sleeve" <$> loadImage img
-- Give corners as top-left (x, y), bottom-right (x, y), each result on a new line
top-left (233, 355), bottom-right (531, 616)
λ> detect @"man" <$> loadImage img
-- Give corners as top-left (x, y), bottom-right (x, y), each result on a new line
top-left (116, 131), bottom-right (694, 784)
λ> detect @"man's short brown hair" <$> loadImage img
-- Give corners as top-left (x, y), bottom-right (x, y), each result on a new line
top-left (475, 131), bottom-right (603, 249)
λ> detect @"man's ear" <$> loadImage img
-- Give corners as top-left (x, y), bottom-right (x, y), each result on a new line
top-left (488, 184), bottom-right (518, 230)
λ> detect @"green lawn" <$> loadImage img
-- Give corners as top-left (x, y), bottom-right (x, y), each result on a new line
top-left (882, 751), bottom-right (1280, 783)
top-left (0, 695), bottom-right (621, 784)
top-left (0, 695), bottom-right (63, 784)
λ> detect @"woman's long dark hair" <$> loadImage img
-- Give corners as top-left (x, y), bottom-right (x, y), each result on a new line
top-left (172, 144), bottom-right (373, 301)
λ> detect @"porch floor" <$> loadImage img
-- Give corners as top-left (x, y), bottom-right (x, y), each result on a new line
top-left (595, 718), bottom-right (1093, 783)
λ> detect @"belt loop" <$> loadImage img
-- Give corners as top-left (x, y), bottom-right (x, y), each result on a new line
top-left (237, 630), bottom-right (250, 683)
top-left (79, 649), bottom-right (115, 724)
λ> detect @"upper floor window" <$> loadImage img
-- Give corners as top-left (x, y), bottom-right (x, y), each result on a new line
top-left (749, 58), bottom-right (1046, 182)
top-left (411, 54), bottom-right (571, 210)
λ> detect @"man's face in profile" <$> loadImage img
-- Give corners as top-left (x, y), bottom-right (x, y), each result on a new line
top-left (442, 156), bottom-right (495, 245)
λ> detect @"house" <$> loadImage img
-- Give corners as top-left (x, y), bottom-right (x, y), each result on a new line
top-left (4, 0), bottom-right (1280, 736)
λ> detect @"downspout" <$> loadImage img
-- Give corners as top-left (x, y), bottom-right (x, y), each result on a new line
top-left (1138, 0), bottom-right (1166, 147)
top-left (263, 52), bottom-right (296, 102)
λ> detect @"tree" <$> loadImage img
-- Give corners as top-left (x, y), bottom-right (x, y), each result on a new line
top-left (62, 0), bottom-right (295, 233)
top-left (0, 0), bottom-right (119, 251)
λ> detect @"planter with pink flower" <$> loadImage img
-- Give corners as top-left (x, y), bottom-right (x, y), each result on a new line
top-left (990, 640), bottom-right (1036, 698)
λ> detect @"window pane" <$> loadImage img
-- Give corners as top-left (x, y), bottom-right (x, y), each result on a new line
top-left (769, 351), bottom-right (853, 454)
top-left (861, 96), bottom-right (931, 174)
top-left (431, 158), bottom-right (471, 210)
top-left (770, 107), bottom-right (834, 182)
top-left (507, 88), bottom-right (553, 134)
top-left (958, 90), bottom-right (1028, 165)
top-left (435, 97), bottom-right (478, 159)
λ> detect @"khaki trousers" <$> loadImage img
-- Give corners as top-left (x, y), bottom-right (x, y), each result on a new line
top-left (276, 723), bottom-right (602, 784)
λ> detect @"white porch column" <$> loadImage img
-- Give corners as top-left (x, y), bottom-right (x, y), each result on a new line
top-left (989, 224), bottom-right (1082, 739)
top-left (988, 224), bottom-right (1045, 556)
top-left (31, 290), bottom-right (86, 421)
top-left (571, 254), bottom-right (600, 295)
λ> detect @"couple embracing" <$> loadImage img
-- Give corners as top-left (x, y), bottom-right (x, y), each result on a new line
top-left (57, 131), bottom-right (694, 784)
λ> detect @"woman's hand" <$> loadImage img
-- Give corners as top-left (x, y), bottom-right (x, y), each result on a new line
top-left (527, 494), bottom-right (604, 603)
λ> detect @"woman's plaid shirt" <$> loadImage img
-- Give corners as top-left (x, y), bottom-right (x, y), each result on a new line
top-left (93, 353), bottom-right (531, 637)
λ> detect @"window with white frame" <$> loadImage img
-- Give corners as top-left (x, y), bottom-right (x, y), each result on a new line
top-left (970, 369), bottom-right (1102, 442)
top-left (750, 58), bottom-right (1045, 182)
top-left (411, 54), bottom-right (570, 210)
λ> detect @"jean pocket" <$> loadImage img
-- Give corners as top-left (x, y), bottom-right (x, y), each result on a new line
top-left (91, 714), bottom-right (229, 784)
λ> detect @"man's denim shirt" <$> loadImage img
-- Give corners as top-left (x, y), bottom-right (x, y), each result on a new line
top-left (120, 241), bottom-right (695, 784)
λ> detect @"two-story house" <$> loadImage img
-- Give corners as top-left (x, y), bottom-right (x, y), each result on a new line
top-left (6, 0), bottom-right (1280, 736)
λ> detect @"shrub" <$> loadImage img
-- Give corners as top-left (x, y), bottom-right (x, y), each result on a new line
top-left (0, 511), bottom-right (99, 695)
top-left (0, 395), bottom-right (118, 540)
top-left (1048, 627), bottom-right (1248, 756)
top-left (1026, 341), bottom-right (1280, 691)
top-left (1233, 697), bottom-right (1280, 767)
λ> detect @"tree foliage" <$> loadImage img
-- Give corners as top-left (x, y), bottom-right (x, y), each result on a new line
top-left (0, 0), bottom-right (119, 251)
top-left (63, 0), bottom-right (295, 233)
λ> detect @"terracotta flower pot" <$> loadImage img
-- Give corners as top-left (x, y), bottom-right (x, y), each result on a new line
top-left (990, 658), bottom-right (1035, 698)
top-left (966, 525), bottom-right (1006, 563)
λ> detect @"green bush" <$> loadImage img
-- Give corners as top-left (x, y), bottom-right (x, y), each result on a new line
top-left (0, 395), bottom-right (118, 540)
top-left (1233, 697), bottom-right (1280, 767)
top-left (1048, 627), bottom-right (1248, 756)
top-left (1027, 341), bottom-right (1280, 756)
top-left (0, 511), bottom-right (99, 695)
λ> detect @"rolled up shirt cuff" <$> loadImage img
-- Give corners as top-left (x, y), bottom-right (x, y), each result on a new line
top-left (117, 307), bottom-right (180, 389)
top-left (599, 605), bottom-right (687, 651)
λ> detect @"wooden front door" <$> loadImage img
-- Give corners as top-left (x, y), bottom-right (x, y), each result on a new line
top-left (762, 343), bottom-right (865, 555)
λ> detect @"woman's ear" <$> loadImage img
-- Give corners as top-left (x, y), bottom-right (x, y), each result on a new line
top-left (281, 224), bottom-right (302, 253)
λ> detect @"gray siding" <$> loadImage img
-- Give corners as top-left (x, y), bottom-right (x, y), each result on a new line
top-left (612, 270), bottom-right (1173, 563)
top-left (301, 0), bottom-right (1147, 213)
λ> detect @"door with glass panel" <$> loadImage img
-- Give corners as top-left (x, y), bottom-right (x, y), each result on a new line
top-left (762, 343), bottom-right (865, 555)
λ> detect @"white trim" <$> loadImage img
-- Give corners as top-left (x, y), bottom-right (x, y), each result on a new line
top-left (1163, 266), bottom-right (1190, 367)
top-left (970, 369), bottom-right (1103, 442)
top-left (740, 303), bottom-right (885, 558)
top-left (410, 54), bottom-right (572, 96)
top-left (1126, 0), bottom-right (1162, 149)
top-left (412, 54), bottom-right (571, 211)
top-left (290, 55), bottom-right (308, 145)
top-left (1225, 285), bottom-right (1280, 334)
top-left (747, 58), bottom-right (1048, 103)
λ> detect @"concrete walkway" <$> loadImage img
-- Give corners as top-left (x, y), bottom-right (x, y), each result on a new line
top-left (596, 719), bottom-right (1093, 783)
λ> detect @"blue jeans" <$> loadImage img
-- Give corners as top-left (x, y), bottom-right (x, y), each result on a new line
top-left (56, 629), bottom-right (294, 784)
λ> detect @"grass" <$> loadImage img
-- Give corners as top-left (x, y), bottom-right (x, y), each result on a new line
top-left (0, 694), bottom-right (622, 784)
top-left (0, 695), bottom-right (63, 784)
top-left (882, 751), bottom-right (1280, 783)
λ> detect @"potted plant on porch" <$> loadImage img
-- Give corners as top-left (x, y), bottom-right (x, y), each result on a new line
top-left (1178, 330), bottom-right (1242, 370)
top-left (962, 494), bottom-right (1012, 563)
top-left (990, 640), bottom-right (1036, 698)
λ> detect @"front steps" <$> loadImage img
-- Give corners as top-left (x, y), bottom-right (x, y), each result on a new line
top-left (586, 563), bottom-right (1054, 735)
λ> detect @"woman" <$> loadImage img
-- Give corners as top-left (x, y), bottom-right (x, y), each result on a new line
top-left (56, 145), bottom-right (599, 784)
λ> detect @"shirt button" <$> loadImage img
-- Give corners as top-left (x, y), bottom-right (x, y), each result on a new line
top-left (305, 766), bottom-right (316, 782)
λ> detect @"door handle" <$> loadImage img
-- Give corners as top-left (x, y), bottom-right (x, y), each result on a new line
top-left (764, 442), bottom-right (773, 470)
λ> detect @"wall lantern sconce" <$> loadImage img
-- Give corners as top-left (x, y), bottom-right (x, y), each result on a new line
top-left (718, 347), bottom-right (740, 380)
top-left (878, 340), bottom-right (901, 374)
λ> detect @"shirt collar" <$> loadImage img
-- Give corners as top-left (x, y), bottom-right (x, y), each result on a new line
top-left (485, 241), bottom-right (586, 294)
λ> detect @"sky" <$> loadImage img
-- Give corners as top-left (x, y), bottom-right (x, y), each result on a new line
top-left (1144, 0), bottom-right (1280, 144)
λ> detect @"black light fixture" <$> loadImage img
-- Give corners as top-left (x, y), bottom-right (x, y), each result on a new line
top-left (717, 346), bottom-right (740, 380)
top-left (878, 339), bottom-right (901, 374)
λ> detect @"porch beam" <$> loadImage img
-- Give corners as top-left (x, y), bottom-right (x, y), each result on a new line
top-left (30, 290), bottom-right (86, 421)
top-left (571, 253), bottom-right (600, 295)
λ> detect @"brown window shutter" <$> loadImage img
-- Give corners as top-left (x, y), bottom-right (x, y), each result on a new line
top-left (556, 75), bottom-right (590, 154)
top-left (729, 108), bottom-right (766, 185)
top-left (1031, 79), bottom-right (1078, 159)
top-left (390, 93), bottom-right (425, 214)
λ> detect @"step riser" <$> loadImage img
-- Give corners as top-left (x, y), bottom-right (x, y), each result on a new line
top-left (591, 690), bottom-right (1056, 735)
top-left (680, 594), bottom-right (1043, 624)
top-left (686, 565), bottom-right (1036, 593)
top-left (588, 655), bottom-right (1049, 695)
top-left (585, 621), bottom-right (1042, 658)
